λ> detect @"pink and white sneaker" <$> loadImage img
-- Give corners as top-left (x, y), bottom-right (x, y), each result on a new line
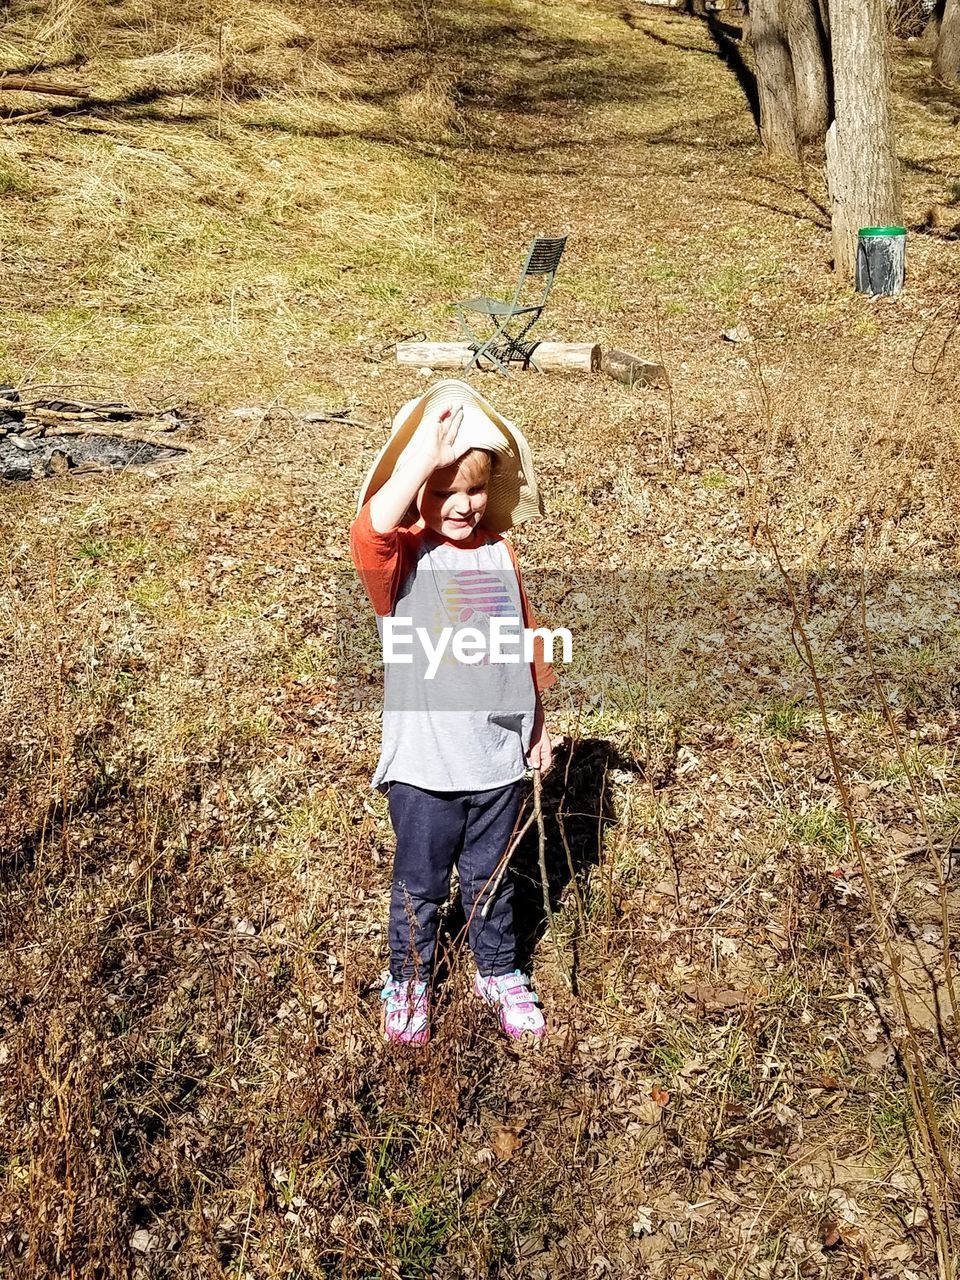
top-left (475, 970), bottom-right (546, 1042)
top-left (380, 974), bottom-right (430, 1046)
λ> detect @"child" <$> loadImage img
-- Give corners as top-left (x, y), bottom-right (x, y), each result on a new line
top-left (349, 379), bottom-right (555, 1046)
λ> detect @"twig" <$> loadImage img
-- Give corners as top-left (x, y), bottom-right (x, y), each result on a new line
top-left (651, 296), bottom-right (675, 464)
top-left (479, 805), bottom-right (537, 920)
top-left (22, 424), bottom-right (189, 449)
top-left (557, 732), bottom-right (587, 934)
top-left (302, 411), bottom-right (376, 429)
top-left (535, 770), bottom-right (571, 988)
top-left (15, 383), bottom-right (116, 394)
top-left (1, 109), bottom-right (48, 125)
top-left (195, 396), bottom-right (280, 467)
top-left (857, 554), bottom-right (960, 1034)
top-left (27, 401), bottom-right (176, 421)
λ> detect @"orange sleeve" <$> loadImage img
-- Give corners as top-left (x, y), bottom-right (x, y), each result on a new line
top-left (502, 539), bottom-right (557, 695)
top-left (349, 502), bottom-right (418, 616)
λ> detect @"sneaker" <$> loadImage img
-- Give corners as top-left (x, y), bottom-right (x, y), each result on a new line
top-left (474, 970), bottom-right (546, 1042)
top-left (380, 973), bottom-right (430, 1045)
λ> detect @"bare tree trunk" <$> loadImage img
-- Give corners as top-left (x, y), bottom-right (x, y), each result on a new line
top-left (825, 0), bottom-right (902, 277)
top-left (787, 0), bottom-right (830, 143)
top-left (751, 0), bottom-right (800, 157)
top-left (934, 0), bottom-right (960, 81)
top-left (921, 0), bottom-right (946, 56)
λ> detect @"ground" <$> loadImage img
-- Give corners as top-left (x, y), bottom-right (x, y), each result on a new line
top-left (1, 1), bottom-right (960, 1277)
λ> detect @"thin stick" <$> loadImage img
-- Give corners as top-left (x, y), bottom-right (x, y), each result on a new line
top-left (302, 411), bottom-right (376, 429)
top-left (452, 797), bottom-right (534, 975)
top-left (1, 109), bottom-right (49, 125)
top-left (557, 707), bottom-right (588, 933)
top-left (479, 806), bottom-right (536, 920)
top-left (20, 424), bottom-right (189, 448)
top-left (0, 75), bottom-right (90, 97)
top-left (194, 396), bottom-right (280, 467)
top-left (535, 770), bottom-right (571, 987)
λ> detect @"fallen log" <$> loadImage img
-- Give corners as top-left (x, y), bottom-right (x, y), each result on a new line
top-left (0, 75), bottom-right (90, 98)
top-left (396, 341), bottom-right (600, 374)
top-left (601, 349), bottom-right (667, 389)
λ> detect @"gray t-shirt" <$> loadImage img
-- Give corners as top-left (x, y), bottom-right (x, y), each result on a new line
top-left (370, 534), bottom-right (537, 792)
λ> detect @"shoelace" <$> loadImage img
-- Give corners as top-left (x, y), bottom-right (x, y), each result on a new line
top-left (501, 985), bottom-right (539, 1010)
top-left (484, 973), bottom-right (539, 1009)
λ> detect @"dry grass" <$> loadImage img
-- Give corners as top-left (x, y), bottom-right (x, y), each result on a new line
top-left (2, 0), bottom-right (960, 1277)
top-left (0, 0), bottom-right (478, 405)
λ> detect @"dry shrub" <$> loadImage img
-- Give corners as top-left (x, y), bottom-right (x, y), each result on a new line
top-left (888, 0), bottom-right (934, 38)
top-left (395, 69), bottom-right (465, 139)
top-left (725, 320), bottom-right (960, 563)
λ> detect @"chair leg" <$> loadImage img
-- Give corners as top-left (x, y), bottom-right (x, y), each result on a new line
top-left (463, 317), bottom-right (517, 377)
top-left (477, 342), bottom-right (513, 376)
top-left (456, 308), bottom-right (481, 355)
top-left (456, 312), bottom-right (506, 375)
top-left (455, 304), bottom-right (548, 377)
top-left (496, 336), bottom-right (541, 374)
top-left (468, 335), bottom-right (511, 375)
top-left (463, 343), bottom-right (483, 373)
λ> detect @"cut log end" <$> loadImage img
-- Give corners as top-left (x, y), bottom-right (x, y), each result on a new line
top-left (601, 349), bottom-right (668, 389)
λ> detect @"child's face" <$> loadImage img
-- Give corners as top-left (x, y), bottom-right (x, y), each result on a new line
top-left (418, 450), bottom-right (490, 541)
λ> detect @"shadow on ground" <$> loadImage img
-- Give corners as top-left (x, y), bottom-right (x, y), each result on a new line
top-left (436, 736), bottom-right (642, 994)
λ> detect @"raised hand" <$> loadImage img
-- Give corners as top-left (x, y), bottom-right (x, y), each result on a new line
top-left (368, 404), bottom-right (465, 534)
top-left (414, 404), bottom-right (464, 472)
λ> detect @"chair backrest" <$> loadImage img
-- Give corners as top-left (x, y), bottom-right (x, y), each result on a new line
top-left (524, 236), bottom-right (567, 276)
top-left (511, 236), bottom-right (567, 312)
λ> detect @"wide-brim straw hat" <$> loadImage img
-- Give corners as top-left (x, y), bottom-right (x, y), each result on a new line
top-left (356, 379), bottom-right (543, 534)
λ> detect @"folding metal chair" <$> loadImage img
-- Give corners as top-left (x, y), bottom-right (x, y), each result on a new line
top-left (455, 236), bottom-right (567, 376)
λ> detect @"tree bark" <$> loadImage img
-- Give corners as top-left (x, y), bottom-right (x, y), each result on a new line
top-left (750, 0), bottom-right (800, 157)
top-left (396, 341), bottom-right (600, 372)
top-left (934, 0), bottom-right (960, 81)
top-left (825, 0), bottom-right (902, 277)
top-left (920, 1), bottom-right (944, 56)
top-left (786, 0), bottom-right (830, 143)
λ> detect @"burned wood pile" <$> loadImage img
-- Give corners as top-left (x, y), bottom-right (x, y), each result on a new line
top-left (0, 390), bottom-right (187, 481)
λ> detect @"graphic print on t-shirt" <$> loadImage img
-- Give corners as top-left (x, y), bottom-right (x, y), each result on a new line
top-left (442, 570), bottom-right (516, 624)
top-left (433, 568), bottom-right (521, 669)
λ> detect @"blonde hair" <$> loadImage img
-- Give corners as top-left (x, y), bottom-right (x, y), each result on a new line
top-left (454, 448), bottom-right (494, 485)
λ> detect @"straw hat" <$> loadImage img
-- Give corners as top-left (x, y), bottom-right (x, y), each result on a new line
top-left (356, 379), bottom-right (543, 534)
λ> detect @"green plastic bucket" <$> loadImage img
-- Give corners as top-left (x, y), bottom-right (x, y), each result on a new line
top-left (855, 226), bottom-right (906, 297)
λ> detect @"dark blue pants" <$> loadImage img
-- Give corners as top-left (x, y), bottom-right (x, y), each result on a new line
top-left (387, 780), bottom-right (523, 981)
